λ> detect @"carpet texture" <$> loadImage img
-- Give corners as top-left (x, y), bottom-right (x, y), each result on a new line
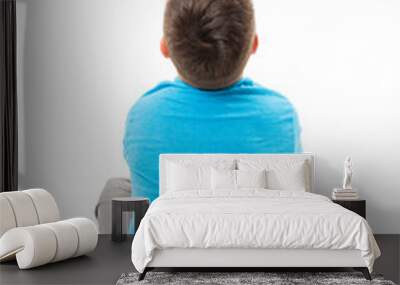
top-left (116, 272), bottom-right (396, 285)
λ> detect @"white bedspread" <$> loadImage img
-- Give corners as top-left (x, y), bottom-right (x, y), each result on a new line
top-left (131, 190), bottom-right (380, 273)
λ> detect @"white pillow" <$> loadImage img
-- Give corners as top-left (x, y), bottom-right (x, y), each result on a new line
top-left (267, 164), bottom-right (307, 191)
top-left (237, 169), bottom-right (267, 189)
top-left (211, 169), bottom-right (236, 190)
top-left (211, 169), bottom-right (268, 190)
top-left (166, 162), bottom-right (211, 192)
top-left (238, 159), bottom-right (309, 192)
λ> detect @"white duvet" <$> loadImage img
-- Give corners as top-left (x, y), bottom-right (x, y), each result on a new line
top-left (131, 190), bottom-right (380, 273)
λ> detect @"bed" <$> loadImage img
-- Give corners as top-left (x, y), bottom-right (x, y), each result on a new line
top-left (131, 154), bottom-right (380, 280)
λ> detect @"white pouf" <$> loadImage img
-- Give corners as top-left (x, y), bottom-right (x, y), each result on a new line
top-left (0, 189), bottom-right (98, 269)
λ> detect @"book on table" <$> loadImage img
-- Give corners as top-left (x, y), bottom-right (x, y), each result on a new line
top-left (332, 188), bottom-right (359, 200)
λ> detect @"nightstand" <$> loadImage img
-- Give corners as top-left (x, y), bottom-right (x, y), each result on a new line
top-left (332, 199), bottom-right (366, 219)
top-left (112, 197), bottom-right (150, 242)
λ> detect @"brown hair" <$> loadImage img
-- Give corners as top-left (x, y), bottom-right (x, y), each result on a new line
top-left (164, 0), bottom-right (255, 89)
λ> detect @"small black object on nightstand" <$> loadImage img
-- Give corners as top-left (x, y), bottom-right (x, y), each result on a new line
top-left (112, 197), bottom-right (149, 242)
top-left (332, 199), bottom-right (366, 219)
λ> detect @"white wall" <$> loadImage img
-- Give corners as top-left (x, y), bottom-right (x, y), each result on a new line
top-left (17, 0), bottom-right (400, 233)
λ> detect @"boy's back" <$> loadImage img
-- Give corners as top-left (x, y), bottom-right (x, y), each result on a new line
top-left (124, 78), bottom-right (301, 201)
top-left (124, 0), bottom-right (302, 201)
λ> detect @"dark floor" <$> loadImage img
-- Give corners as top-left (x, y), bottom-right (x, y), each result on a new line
top-left (0, 235), bottom-right (398, 285)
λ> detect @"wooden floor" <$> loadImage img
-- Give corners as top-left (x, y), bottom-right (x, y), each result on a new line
top-left (0, 235), bottom-right (398, 285)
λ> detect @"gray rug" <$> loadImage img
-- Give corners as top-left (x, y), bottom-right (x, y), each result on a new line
top-left (116, 272), bottom-right (396, 285)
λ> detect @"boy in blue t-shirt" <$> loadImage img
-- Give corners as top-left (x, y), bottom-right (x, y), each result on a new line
top-left (124, 0), bottom-right (302, 201)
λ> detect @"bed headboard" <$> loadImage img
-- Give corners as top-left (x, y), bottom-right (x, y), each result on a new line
top-left (159, 153), bottom-right (315, 195)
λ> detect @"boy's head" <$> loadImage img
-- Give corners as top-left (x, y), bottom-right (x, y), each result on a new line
top-left (162, 0), bottom-right (257, 90)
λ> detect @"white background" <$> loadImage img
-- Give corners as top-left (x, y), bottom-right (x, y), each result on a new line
top-left (16, 0), bottom-right (400, 233)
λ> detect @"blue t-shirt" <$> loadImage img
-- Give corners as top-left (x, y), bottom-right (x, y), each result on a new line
top-left (123, 78), bottom-right (302, 201)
